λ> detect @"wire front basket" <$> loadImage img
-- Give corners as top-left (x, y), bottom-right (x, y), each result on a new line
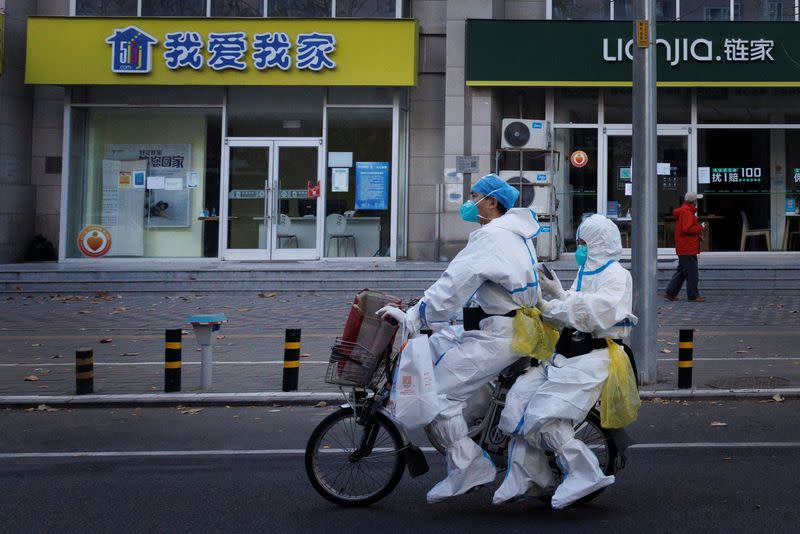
top-left (325, 339), bottom-right (387, 388)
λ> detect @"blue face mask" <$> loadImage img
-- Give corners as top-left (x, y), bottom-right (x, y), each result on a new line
top-left (575, 245), bottom-right (588, 266)
top-left (460, 188), bottom-right (502, 223)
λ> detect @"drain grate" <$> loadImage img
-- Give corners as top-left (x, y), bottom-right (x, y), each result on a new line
top-left (706, 376), bottom-right (790, 389)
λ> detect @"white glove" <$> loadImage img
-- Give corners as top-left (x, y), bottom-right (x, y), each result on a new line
top-left (537, 265), bottom-right (566, 300)
top-left (376, 305), bottom-right (406, 325)
top-left (536, 297), bottom-right (554, 315)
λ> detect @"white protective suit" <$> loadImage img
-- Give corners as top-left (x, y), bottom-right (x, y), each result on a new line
top-left (405, 208), bottom-right (542, 503)
top-left (493, 214), bottom-right (638, 509)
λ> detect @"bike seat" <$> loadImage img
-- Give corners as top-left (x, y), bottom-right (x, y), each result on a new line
top-left (499, 358), bottom-right (530, 381)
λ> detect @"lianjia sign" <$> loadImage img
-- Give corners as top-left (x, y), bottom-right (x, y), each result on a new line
top-left (466, 20), bottom-right (800, 86)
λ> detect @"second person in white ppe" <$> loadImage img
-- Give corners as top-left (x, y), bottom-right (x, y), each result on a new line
top-left (378, 173), bottom-right (541, 503)
top-left (493, 214), bottom-right (637, 509)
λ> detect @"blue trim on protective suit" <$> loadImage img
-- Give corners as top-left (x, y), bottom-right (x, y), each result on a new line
top-left (418, 300), bottom-right (428, 328)
top-left (576, 259), bottom-right (616, 292)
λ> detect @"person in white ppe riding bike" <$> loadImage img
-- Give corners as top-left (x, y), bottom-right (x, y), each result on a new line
top-left (378, 173), bottom-right (542, 503)
top-left (493, 214), bottom-right (638, 509)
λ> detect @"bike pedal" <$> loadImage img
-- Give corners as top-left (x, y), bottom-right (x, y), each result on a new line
top-left (402, 444), bottom-right (429, 478)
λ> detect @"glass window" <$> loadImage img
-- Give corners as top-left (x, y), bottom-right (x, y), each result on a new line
top-left (786, 131), bottom-right (800, 250)
top-left (142, 0), bottom-right (206, 16)
top-left (555, 88), bottom-right (597, 124)
top-left (603, 88), bottom-right (631, 124)
top-left (67, 108), bottom-right (223, 259)
top-left (739, 0), bottom-right (795, 20)
top-left (657, 88), bottom-right (690, 123)
top-left (554, 128), bottom-right (598, 251)
top-left (613, 0), bottom-right (675, 20)
top-left (327, 87), bottom-right (395, 105)
top-left (76, 0), bottom-right (137, 16)
top-left (325, 108), bottom-right (393, 257)
top-left (226, 87), bottom-right (324, 137)
top-left (211, 0), bottom-right (264, 17)
top-left (552, 0), bottom-right (609, 20)
top-left (679, 0), bottom-right (734, 20)
top-left (269, 0), bottom-right (333, 17)
top-left (697, 129), bottom-right (772, 251)
top-left (336, 0), bottom-right (397, 17)
top-left (698, 88), bottom-right (800, 124)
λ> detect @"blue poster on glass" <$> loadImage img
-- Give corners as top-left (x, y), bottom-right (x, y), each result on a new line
top-left (355, 162), bottom-right (389, 210)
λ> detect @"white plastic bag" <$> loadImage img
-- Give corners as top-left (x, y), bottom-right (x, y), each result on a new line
top-left (389, 335), bottom-right (440, 429)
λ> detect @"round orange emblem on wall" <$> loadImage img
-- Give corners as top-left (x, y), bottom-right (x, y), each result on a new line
top-left (570, 150), bottom-right (589, 168)
top-left (77, 225), bottom-right (112, 258)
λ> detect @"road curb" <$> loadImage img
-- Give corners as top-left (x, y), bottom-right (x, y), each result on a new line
top-left (1, 388), bottom-right (799, 407)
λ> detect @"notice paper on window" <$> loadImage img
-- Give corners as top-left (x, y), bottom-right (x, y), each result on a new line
top-left (625, 183), bottom-right (632, 196)
top-left (147, 176), bottom-right (165, 190)
top-left (164, 177), bottom-right (183, 191)
top-left (657, 162), bottom-right (671, 175)
top-left (698, 167), bottom-right (711, 184)
top-left (332, 167), bottom-right (349, 192)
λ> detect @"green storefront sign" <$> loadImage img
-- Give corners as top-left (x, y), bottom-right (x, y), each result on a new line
top-left (466, 20), bottom-right (800, 86)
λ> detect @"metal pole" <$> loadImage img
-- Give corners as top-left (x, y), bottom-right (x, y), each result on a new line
top-left (164, 328), bottom-right (182, 393)
top-left (75, 348), bottom-right (94, 395)
top-left (630, 0), bottom-right (659, 384)
top-left (678, 329), bottom-right (694, 389)
top-left (282, 329), bottom-right (301, 392)
top-left (201, 345), bottom-right (213, 390)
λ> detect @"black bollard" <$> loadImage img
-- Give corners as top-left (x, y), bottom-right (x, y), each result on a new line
top-left (282, 329), bottom-right (301, 392)
top-left (164, 329), bottom-right (182, 392)
top-left (75, 348), bottom-right (94, 395)
top-left (678, 329), bottom-right (694, 389)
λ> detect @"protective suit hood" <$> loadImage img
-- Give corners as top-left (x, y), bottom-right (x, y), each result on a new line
top-left (575, 214), bottom-right (622, 271)
top-left (490, 208), bottom-right (541, 239)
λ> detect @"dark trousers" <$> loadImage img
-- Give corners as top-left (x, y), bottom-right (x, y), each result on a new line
top-left (666, 255), bottom-right (699, 300)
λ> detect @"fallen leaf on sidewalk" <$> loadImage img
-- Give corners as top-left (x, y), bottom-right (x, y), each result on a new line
top-left (269, 409), bottom-right (280, 413)
top-left (710, 421), bottom-right (728, 427)
top-left (660, 349), bottom-right (672, 354)
top-left (51, 355), bottom-right (62, 359)
top-left (667, 342), bottom-right (676, 346)
top-left (258, 292), bottom-right (277, 298)
top-left (100, 338), bottom-right (113, 344)
top-left (78, 310), bottom-right (90, 315)
top-left (238, 308), bottom-right (251, 312)
top-left (24, 375), bottom-right (40, 382)
top-left (182, 330), bottom-right (190, 335)
top-left (772, 394), bottom-right (785, 403)
top-left (300, 353), bottom-right (311, 358)
top-left (735, 350), bottom-right (748, 354)
top-left (180, 408), bottom-right (203, 415)
top-left (314, 401), bottom-right (328, 408)
top-left (31, 343), bottom-right (41, 347)
top-left (121, 352), bottom-right (139, 357)
top-left (216, 335), bottom-right (226, 340)
top-left (35, 404), bottom-right (58, 412)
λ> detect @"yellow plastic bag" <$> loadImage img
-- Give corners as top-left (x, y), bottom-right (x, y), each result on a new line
top-left (511, 307), bottom-right (560, 361)
top-left (599, 340), bottom-right (641, 428)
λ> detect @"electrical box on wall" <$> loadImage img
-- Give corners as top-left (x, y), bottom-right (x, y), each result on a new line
top-left (501, 119), bottom-right (551, 150)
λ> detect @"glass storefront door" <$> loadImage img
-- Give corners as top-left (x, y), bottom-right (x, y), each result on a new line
top-left (604, 130), bottom-right (690, 251)
top-left (221, 138), bottom-right (323, 260)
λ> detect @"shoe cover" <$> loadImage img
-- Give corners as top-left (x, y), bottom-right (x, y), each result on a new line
top-left (550, 437), bottom-right (615, 509)
top-left (492, 437), bottom-right (556, 505)
top-left (426, 437), bottom-right (497, 503)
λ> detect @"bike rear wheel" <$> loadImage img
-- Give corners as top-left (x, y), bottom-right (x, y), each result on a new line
top-left (305, 407), bottom-right (406, 507)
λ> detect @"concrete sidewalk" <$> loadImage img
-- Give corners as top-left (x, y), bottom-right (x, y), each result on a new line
top-left (1, 289), bottom-right (798, 404)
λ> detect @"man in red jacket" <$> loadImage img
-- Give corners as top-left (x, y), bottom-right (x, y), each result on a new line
top-left (664, 192), bottom-right (706, 302)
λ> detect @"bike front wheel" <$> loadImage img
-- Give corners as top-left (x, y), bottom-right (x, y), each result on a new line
top-left (305, 407), bottom-right (406, 507)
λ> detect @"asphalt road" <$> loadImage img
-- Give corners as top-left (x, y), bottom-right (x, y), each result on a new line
top-left (2, 400), bottom-right (799, 533)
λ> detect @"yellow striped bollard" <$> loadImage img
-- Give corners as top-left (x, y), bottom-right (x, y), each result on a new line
top-left (164, 329), bottom-right (182, 392)
top-left (75, 348), bottom-right (94, 395)
top-left (282, 329), bottom-right (301, 392)
top-left (678, 329), bottom-right (694, 389)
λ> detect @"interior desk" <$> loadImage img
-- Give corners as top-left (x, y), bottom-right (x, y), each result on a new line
top-left (257, 216), bottom-right (382, 257)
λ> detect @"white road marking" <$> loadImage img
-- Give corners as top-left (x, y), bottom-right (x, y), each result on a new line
top-left (2, 442), bottom-right (799, 459)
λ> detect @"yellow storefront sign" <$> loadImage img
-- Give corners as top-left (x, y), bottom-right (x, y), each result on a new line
top-left (25, 17), bottom-right (417, 86)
